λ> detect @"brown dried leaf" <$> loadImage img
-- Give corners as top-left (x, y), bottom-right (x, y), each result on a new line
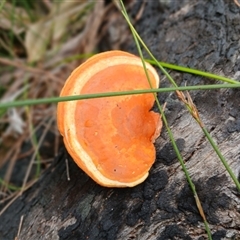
top-left (49, 1), bottom-right (89, 42)
top-left (25, 1), bottom-right (93, 63)
top-left (25, 19), bottom-right (52, 63)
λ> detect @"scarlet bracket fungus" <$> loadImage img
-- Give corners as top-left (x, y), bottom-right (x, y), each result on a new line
top-left (57, 50), bottom-right (162, 187)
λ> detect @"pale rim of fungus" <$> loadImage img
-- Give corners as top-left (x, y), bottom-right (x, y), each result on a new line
top-left (58, 51), bottom-right (160, 187)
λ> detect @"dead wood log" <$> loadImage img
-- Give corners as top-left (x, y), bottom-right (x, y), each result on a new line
top-left (1, 1), bottom-right (240, 239)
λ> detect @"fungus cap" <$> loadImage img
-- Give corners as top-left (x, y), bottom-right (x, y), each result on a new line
top-left (57, 50), bottom-right (162, 187)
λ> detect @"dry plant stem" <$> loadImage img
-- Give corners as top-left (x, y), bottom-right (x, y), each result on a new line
top-left (135, 0), bottom-right (147, 21)
top-left (15, 215), bottom-right (24, 240)
top-left (234, 0), bottom-right (240, 7)
top-left (0, 193), bottom-right (20, 215)
top-left (1, 142), bottom-right (21, 193)
top-left (177, 91), bottom-right (240, 190)
top-left (0, 57), bottom-right (60, 83)
top-left (25, 105), bottom-right (41, 177)
top-left (17, 148), bottom-right (34, 159)
top-left (0, 190), bottom-right (18, 205)
top-left (0, 178), bottom-right (38, 216)
top-left (176, 90), bottom-right (203, 128)
top-left (1, 79), bottom-right (29, 107)
top-left (0, 190), bottom-right (8, 198)
top-left (0, 133), bottom-right (26, 195)
top-left (65, 158), bottom-right (70, 181)
top-left (35, 158), bottom-right (54, 164)
top-left (76, 0), bottom-right (105, 54)
top-left (20, 116), bottom-right (54, 194)
top-left (54, 126), bottom-right (60, 157)
top-left (0, 133), bottom-right (25, 168)
top-left (42, 0), bottom-right (52, 10)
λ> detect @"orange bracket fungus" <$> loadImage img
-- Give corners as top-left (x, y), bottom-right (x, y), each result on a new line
top-left (57, 50), bottom-right (162, 187)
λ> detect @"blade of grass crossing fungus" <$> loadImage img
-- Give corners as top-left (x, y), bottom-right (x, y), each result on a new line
top-left (119, 0), bottom-right (240, 191)
top-left (0, 84), bottom-right (240, 109)
top-left (119, 0), bottom-right (213, 238)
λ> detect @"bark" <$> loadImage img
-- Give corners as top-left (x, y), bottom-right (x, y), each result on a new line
top-left (1, 1), bottom-right (240, 239)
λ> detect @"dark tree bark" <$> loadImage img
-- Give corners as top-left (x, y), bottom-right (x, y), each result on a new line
top-left (1, 1), bottom-right (240, 239)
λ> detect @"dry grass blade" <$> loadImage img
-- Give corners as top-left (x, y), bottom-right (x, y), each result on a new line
top-left (234, 0), bottom-right (240, 7)
top-left (176, 90), bottom-right (204, 127)
top-left (0, 2), bottom-right (30, 35)
top-left (20, 116), bottom-right (54, 195)
top-left (0, 0), bottom-right (114, 218)
top-left (0, 57), bottom-right (60, 82)
top-left (0, 178), bottom-right (37, 216)
top-left (65, 158), bottom-right (70, 181)
top-left (75, 0), bottom-right (105, 54)
top-left (25, 20), bottom-right (52, 63)
top-left (25, 1), bottom-right (92, 62)
top-left (15, 215), bottom-right (24, 240)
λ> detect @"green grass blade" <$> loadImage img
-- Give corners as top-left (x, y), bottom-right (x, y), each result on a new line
top-left (119, 1), bottom-right (213, 238)
top-left (119, 0), bottom-right (239, 192)
top-left (1, 83), bottom-right (240, 109)
top-left (202, 127), bottom-right (240, 190)
top-left (0, 178), bottom-right (21, 191)
top-left (146, 60), bottom-right (239, 84)
top-left (22, 76), bottom-right (41, 179)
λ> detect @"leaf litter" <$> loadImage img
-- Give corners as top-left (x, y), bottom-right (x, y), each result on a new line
top-left (0, 0), bottom-right (129, 214)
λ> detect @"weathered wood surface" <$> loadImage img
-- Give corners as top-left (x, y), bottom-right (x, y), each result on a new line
top-left (1, 1), bottom-right (240, 239)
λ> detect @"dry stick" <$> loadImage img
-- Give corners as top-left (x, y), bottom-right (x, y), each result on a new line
top-left (234, 0), bottom-right (240, 7)
top-left (54, 129), bottom-right (60, 157)
top-left (20, 116), bottom-right (54, 195)
top-left (26, 104), bottom-right (40, 177)
top-left (15, 215), bottom-right (24, 240)
top-left (0, 178), bottom-right (38, 216)
top-left (65, 158), bottom-right (70, 181)
top-left (42, 0), bottom-right (52, 10)
top-left (1, 145), bottom-right (21, 193)
top-left (135, 0), bottom-right (147, 21)
top-left (0, 193), bottom-right (22, 216)
top-left (0, 135), bottom-right (23, 168)
top-left (0, 133), bottom-right (26, 195)
top-left (0, 57), bottom-right (60, 83)
top-left (52, 107), bottom-right (60, 157)
top-left (0, 190), bottom-right (18, 205)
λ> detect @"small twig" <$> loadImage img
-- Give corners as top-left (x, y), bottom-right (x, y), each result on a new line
top-left (0, 192), bottom-right (20, 217)
top-left (42, 0), bottom-right (52, 10)
top-left (0, 178), bottom-right (37, 216)
top-left (65, 158), bottom-right (70, 181)
top-left (135, 0), bottom-right (147, 21)
top-left (234, 0), bottom-right (240, 7)
top-left (20, 117), bottom-right (54, 195)
top-left (0, 57), bottom-right (61, 83)
top-left (176, 90), bottom-right (204, 127)
top-left (15, 215), bottom-right (24, 240)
